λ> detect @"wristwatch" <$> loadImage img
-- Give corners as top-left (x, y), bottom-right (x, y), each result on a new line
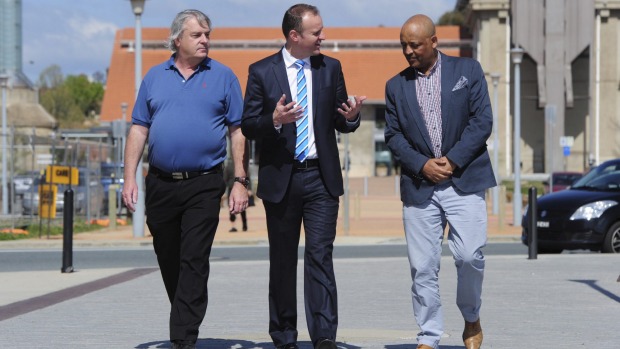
top-left (234, 176), bottom-right (250, 188)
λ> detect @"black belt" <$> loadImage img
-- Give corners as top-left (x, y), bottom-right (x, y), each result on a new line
top-left (149, 163), bottom-right (222, 180)
top-left (293, 159), bottom-right (319, 170)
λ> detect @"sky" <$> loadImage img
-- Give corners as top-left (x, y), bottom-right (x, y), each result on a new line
top-left (21, 0), bottom-right (456, 82)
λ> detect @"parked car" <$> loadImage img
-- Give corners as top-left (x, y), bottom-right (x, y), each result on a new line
top-left (22, 168), bottom-right (104, 216)
top-left (521, 158), bottom-right (620, 253)
top-left (543, 171), bottom-right (583, 193)
top-left (13, 171), bottom-right (41, 197)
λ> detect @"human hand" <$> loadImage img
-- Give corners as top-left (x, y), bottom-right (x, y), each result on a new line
top-left (273, 94), bottom-right (304, 126)
top-left (338, 95), bottom-right (367, 121)
top-left (229, 183), bottom-right (249, 214)
top-left (421, 158), bottom-right (453, 183)
top-left (122, 180), bottom-right (138, 212)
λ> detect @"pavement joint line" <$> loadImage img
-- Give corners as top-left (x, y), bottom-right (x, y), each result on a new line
top-left (0, 267), bottom-right (158, 322)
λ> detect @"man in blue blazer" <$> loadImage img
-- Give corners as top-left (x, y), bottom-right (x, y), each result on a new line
top-left (384, 14), bottom-right (496, 349)
top-left (241, 4), bottom-right (365, 349)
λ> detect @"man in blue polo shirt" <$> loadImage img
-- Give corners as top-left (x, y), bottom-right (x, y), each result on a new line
top-left (122, 9), bottom-right (248, 349)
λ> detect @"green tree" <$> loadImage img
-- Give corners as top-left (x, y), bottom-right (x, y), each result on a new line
top-left (437, 11), bottom-right (465, 26)
top-left (37, 64), bottom-right (64, 89)
top-left (64, 75), bottom-right (104, 117)
top-left (37, 66), bottom-right (105, 128)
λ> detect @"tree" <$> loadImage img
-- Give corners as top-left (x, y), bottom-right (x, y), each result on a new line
top-left (37, 65), bottom-right (64, 89)
top-left (37, 66), bottom-right (105, 128)
top-left (64, 75), bottom-right (104, 117)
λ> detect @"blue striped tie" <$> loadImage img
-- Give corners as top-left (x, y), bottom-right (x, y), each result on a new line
top-left (294, 59), bottom-right (309, 162)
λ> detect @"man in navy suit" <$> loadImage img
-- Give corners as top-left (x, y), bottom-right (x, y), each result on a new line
top-left (384, 14), bottom-right (496, 349)
top-left (241, 4), bottom-right (365, 349)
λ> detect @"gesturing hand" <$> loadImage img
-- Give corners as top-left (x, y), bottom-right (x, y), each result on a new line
top-left (272, 94), bottom-right (304, 126)
top-left (338, 95), bottom-right (367, 121)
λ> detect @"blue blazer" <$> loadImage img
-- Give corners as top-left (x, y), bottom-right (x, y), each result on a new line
top-left (384, 52), bottom-right (497, 205)
top-left (242, 50), bottom-right (359, 203)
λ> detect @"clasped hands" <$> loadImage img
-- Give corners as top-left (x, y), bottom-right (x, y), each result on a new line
top-left (272, 94), bottom-right (367, 126)
top-left (422, 157), bottom-right (457, 183)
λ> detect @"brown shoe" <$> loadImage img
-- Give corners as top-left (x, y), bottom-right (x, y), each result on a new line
top-left (416, 345), bottom-right (433, 349)
top-left (462, 319), bottom-right (483, 349)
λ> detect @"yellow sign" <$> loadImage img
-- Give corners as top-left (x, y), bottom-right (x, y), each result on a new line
top-left (46, 166), bottom-right (79, 185)
top-left (39, 185), bottom-right (57, 218)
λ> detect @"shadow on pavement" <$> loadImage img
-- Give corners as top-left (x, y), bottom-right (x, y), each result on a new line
top-left (137, 339), bottom-right (362, 349)
top-left (570, 279), bottom-right (620, 303)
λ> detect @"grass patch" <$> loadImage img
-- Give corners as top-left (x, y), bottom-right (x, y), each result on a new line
top-left (0, 219), bottom-right (107, 241)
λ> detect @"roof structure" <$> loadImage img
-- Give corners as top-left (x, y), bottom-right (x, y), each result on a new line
top-left (101, 26), bottom-right (469, 122)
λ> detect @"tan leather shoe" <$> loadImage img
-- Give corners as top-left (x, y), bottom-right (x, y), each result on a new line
top-left (463, 318), bottom-right (483, 349)
top-left (416, 345), bottom-right (433, 349)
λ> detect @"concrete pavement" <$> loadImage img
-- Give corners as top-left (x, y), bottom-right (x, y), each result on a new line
top-left (2, 177), bottom-right (618, 348)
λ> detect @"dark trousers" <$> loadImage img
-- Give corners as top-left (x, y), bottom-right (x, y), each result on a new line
top-left (263, 168), bottom-right (339, 346)
top-left (145, 172), bottom-right (225, 343)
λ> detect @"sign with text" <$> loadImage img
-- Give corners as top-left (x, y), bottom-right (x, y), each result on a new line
top-left (45, 166), bottom-right (79, 185)
top-left (39, 185), bottom-right (57, 218)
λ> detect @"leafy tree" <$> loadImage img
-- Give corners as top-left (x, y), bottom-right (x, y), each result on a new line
top-left (438, 11), bottom-right (465, 26)
top-left (37, 66), bottom-right (105, 128)
top-left (64, 75), bottom-right (104, 117)
top-left (37, 65), bottom-right (64, 89)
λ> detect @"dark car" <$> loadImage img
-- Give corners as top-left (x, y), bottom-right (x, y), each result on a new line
top-left (522, 159), bottom-right (620, 253)
top-left (543, 171), bottom-right (583, 193)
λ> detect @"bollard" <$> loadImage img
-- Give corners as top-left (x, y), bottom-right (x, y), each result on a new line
top-left (498, 185), bottom-right (506, 230)
top-left (527, 186), bottom-right (538, 260)
top-left (61, 188), bottom-right (74, 273)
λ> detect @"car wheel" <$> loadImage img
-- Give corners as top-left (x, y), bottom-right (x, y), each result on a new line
top-left (602, 222), bottom-right (620, 253)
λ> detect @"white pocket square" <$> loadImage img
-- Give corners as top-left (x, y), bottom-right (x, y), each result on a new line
top-left (452, 76), bottom-right (468, 91)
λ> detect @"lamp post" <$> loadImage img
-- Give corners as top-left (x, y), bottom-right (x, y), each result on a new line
top-left (511, 47), bottom-right (524, 223)
top-left (0, 74), bottom-right (9, 216)
top-left (129, 0), bottom-right (146, 238)
top-left (120, 102), bottom-right (128, 177)
top-left (490, 73), bottom-right (501, 215)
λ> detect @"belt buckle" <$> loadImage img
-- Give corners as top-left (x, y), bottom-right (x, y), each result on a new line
top-left (171, 172), bottom-right (184, 180)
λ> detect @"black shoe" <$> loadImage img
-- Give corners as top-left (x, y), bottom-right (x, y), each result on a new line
top-left (171, 342), bottom-right (196, 349)
top-left (277, 344), bottom-right (298, 349)
top-left (315, 338), bottom-right (337, 349)
top-left (242, 226), bottom-right (248, 232)
top-left (229, 227), bottom-right (238, 232)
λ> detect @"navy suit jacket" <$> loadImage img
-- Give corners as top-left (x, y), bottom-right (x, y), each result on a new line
top-left (384, 52), bottom-right (497, 205)
top-left (242, 50), bottom-right (359, 203)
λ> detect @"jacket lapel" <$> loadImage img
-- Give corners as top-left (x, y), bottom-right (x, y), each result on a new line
top-left (402, 68), bottom-right (434, 155)
top-left (440, 52), bottom-right (454, 143)
top-left (272, 51), bottom-right (296, 151)
top-left (310, 55), bottom-right (322, 127)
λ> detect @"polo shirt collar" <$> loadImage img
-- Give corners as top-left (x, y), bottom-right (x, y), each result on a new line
top-left (166, 53), bottom-right (211, 71)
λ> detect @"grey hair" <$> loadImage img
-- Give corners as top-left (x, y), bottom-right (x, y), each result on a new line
top-left (165, 9), bottom-right (212, 53)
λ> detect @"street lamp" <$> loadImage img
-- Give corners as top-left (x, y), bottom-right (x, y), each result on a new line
top-left (120, 102), bottom-right (128, 175)
top-left (0, 74), bottom-right (9, 215)
top-left (490, 73), bottom-right (501, 215)
top-left (129, 0), bottom-right (146, 238)
top-left (511, 47), bottom-right (524, 223)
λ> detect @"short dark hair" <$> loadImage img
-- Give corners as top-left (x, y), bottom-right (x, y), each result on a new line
top-left (281, 3), bottom-right (319, 38)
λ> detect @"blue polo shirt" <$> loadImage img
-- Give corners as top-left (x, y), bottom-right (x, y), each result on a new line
top-left (132, 55), bottom-right (243, 172)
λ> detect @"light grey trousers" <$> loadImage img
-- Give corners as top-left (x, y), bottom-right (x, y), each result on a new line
top-left (403, 182), bottom-right (487, 348)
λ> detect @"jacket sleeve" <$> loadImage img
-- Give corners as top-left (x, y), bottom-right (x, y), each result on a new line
top-left (241, 63), bottom-right (280, 141)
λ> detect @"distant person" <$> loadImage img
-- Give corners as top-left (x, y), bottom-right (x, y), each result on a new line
top-left (241, 3), bottom-right (365, 349)
top-left (384, 14), bottom-right (496, 349)
top-left (122, 9), bottom-right (248, 349)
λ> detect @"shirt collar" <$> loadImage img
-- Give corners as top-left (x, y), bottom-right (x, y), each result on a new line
top-left (415, 51), bottom-right (441, 77)
top-left (282, 47), bottom-right (310, 69)
top-left (165, 53), bottom-right (211, 71)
